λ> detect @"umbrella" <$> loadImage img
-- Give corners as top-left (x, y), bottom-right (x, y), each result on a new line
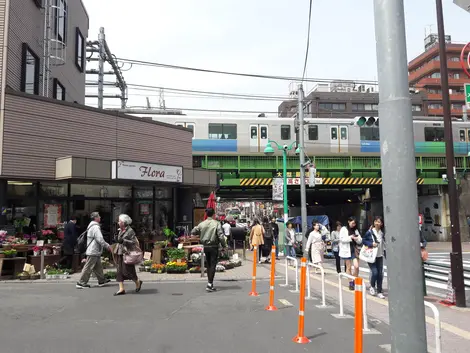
top-left (204, 191), bottom-right (216, 220)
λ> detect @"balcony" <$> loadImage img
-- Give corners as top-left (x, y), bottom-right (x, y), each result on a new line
top-left (428, 107), bottom-right (463, 116)
top-left (416, 77), bottom-right (470, 87)
top-left (426, 93), bottom-right (465, 102)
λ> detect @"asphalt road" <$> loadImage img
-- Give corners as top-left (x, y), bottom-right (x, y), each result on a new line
top-left (0, 280), bottom-right (391, 353)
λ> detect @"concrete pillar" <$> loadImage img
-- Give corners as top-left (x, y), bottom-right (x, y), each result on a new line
top-left (458, 176), bottom-right (470, 241)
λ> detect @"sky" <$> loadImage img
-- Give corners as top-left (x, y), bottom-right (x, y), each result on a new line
top-left (82, 0), bottom-right (470, 117)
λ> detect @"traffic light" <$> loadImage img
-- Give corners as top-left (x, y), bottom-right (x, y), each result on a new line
top-left (354, 116), bottom-right (379, 127)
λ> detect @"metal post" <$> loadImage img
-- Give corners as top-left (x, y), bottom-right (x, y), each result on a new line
top-left (98, 27), bottom-right (106, 109)
top-left (200, 248), bottom-right (205, 278)
top-left (373, 0), bottom-right (428, 351)
top-left (422, 262), bottom-right (427, 297)
top-left (435, 0), bottom-right (466, 308)
top-left (297, 84), bottom-right (308, 256)
top-left (243, 241), bottom-right (246, 260)
top-left (40, 251), bottom-right (45, 280)
top-left (282, 149), bottom-right (289, 235)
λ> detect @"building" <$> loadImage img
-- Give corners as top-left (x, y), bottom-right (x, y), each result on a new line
top-left (278, 81), bottom-right (426, 118)
top-left (0, 1), bottom-right (216, 240)
top-left (408, 34), bottom-right (470, 118)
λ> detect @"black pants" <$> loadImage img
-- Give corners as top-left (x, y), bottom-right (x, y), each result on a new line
top-left (59, 254), bottom-right (73, 269)
top-left (333, 251), bottom-right (341, 273)
top-left (204, 247), bottom-right (219, 285)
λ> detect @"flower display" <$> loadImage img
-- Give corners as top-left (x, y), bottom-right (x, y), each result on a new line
top-left (0, 230), bottom-right (7, 243)
top-left (166, 261), bottom-right (187, 273)
top-left (151, 263), bottom-right (166, 273)
top-left (191, 246), bottom-right (203, 253)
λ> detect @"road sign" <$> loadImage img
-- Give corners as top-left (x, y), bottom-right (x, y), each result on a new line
top-left (465, 84), bottom-right (470, 106)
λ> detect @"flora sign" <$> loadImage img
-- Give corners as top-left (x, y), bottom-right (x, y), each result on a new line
top-left (112, 160), bottom-right (183, 183)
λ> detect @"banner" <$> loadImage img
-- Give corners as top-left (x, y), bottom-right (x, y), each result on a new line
top-left (272, 178), bottom-right (283, 201)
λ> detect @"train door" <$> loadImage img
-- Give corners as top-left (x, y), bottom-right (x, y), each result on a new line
top-left (249, 124), bottom-right (269, 153)
top-left (329, 125), bottom-right (349, 153)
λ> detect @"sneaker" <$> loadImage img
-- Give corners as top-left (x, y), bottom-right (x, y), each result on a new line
top-left (377, 293), bottom-right (386, 299)
top-left (98, 279), bottom-right (111, 287)
top-left (76, 282), bottom-right (91, 289)
top-left (369, 287), bottom-right (376, 296)
top-left (206, 283), bottom-right (216, 292)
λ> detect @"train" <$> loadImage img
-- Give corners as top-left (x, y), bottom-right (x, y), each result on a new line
top-left (148, 115), bottom-right (470, 156)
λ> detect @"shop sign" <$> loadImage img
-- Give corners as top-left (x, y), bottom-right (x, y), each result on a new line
top-left (274, 171), bottom-right (321, 178)
top-left (112, 160), bottom-right (183, 183)
top-left (287, 178), bottom-right (323, 185)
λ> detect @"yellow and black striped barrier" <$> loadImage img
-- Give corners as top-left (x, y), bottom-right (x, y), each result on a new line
top-left (238, 177), bottom-right (425, 186)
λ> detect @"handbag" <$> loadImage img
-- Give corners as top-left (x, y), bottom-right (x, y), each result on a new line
top-left (124, 245), bottom-right (144, 265)
top-left (359, 230), bottom-right (379, 264)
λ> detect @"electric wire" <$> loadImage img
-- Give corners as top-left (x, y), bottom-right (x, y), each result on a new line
top-left (302, 0), bottom-right (314, 81)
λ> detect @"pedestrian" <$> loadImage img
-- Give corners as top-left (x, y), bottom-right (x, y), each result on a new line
top-left (262, 217), bottom-right (273, 263)
top-left (76, 212), bottom-right (112, 289)
top-left (222, 220), bottom-right (232, 246)
top-left (285, 222), bottom-right (296, 264)
top-left (271, 217), bottom-right (279, 259)
top-left (362, 216), bottom-right (386, 299)
top-left (112, 214), bottom-right (143, 296)
top-left (58, 216), bottom-right (78, 271)
top-left (249, 218), bottom-right (264, 263)
top-left (191, 208), bottom-right (227, 292)
top-left (339, 216), bottom-right (362, 290)
top-left (305, 222), bottom-right (324, 272)
top-left (330, 221), bottom-right (342, 273)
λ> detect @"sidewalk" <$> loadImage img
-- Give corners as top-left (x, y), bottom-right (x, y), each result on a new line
top-left (248, 251), bottom-right (470, 353)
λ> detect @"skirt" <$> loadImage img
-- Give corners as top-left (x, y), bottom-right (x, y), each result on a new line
top-left (115, 254), bottom-right (138, 282)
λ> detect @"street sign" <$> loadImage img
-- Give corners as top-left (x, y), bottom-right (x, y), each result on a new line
top-left (454, 0), bottom-right (470, 12)
top-left (465, 84), bottom-right (470, 106)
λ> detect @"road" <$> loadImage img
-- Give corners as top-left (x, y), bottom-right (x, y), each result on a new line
top-left (0, 280), bottom-right (391, 353)
top-left (321, 250), bottom-right (470, 298)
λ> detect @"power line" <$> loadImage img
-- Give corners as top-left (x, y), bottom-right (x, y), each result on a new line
top-left (302, 0), bottom-right (314, 81)
top-left (114, 56), bottom-right (379, 85)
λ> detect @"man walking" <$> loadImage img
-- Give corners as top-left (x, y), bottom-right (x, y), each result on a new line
top-left (76, 212), bottom-right (112, 289)
top-left (191, 208), bottom-right (227, 292)
top-left (59, 216), bottom-right (78, 271)
top-left (271, 217), bottom-right (279, 259)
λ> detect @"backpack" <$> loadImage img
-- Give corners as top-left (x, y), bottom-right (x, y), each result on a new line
top-left (77, 224), bottom-right (98, 254)
top-left (264, 224), bottom-right (273, 239)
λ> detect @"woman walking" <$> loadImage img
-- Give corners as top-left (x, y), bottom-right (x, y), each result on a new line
top-left (339, 216), bottom-right (362, 290)
top-left (113, 214), bottom-right (143, 296)
top-left (249, 218), bottom-right (264, 263)
top-left (262, 217), bottom-right (273, 263)
top-left (363, 216), bottom-right (386, 299)
top-left (305, 222), bottom-right (324, 272)
top-left (285, 222), bottom-right (296, 265)
top-left (330, 221), bottom-right (342, 273)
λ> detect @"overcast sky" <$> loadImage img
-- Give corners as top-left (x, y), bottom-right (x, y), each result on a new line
top-left (82, 0), bottom-right (470, 116)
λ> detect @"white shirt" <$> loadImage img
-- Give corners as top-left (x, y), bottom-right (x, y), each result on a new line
top-left (372, 228), bottom-right (385, 258)
top-left (222, 223), bottom-right (231, 236)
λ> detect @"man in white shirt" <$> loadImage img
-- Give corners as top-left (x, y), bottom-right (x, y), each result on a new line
top-left (222, 220), bottom-right (231, 242)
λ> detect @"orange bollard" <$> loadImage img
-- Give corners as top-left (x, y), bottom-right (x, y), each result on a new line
top-left (354, 277), bottom-right (363, 353)
top-left (265, 245), bottom-right (278, 311)
top-left (249, 246), bottom-right (259, 296)
top-left (292, 257), bottom-right (310, 344)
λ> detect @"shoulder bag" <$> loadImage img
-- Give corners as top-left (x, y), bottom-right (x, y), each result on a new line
top-left (359, 230), bottom-right (379, 264)
top-left (123, 235), bottom-right (144, 265)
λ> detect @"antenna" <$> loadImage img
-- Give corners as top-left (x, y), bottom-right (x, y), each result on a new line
top-left (146, 97), bottom-right (151, 109)
top-left (159, 88), bottom-right (166, 110)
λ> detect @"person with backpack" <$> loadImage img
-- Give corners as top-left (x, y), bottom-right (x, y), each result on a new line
top-left (76, 212), bottom-right (113, 289)
top-left (191, 208), bottom-right (227, 292)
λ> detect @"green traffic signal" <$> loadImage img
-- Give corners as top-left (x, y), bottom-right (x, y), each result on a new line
top-left (356, 117), bottom-right (366, 126)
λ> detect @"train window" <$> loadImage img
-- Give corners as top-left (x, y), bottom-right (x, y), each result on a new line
top-left (460, 129), bottom-right (465, 142)
top-left (360, 127), bottom-right (380, 141)
top-left (424, 127), bottom-right (444, 142)
top-left (250, 126), bottom-right (257, 139)
top-left (260, 126), bottom-right (268, 139)
top-left (281, 125), bottom-right (291, 140)
top-left (340, 126), bottom-right (348, 140)
top-left (331, 127), bottom-right (338, 140)
top-left (187, 123), bottom-right (195, 138)
top-left (308, 125), bottom-right (318, 140)
top-left (208, 123), bottom-right (237, 139)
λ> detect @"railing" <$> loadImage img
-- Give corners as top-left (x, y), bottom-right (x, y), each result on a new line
top-left (336, 273), bottom-right (369, 332)
top-left (306, 262), bottom-right (327, 308)
top-left (424, 301), bottom-right (442, 353)
top-left (424, 261), bottom-right (470, 288)
top-left (279, 256), bottom-right (299, 293)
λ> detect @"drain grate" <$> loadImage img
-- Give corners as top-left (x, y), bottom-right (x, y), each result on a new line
top-left (171, 293), bottom-right (183, 296)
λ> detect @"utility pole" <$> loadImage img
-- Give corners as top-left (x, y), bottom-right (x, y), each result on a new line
top-left (435, 0), bottom-right (466, 307)
top-left (297, 84), bottom-right (308, 255)
top-left (373, 1), bottom-right (428, 352)
top-left (97, 27), bottom-right (105, 109)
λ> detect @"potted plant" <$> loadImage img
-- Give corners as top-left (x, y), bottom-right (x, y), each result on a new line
top-left (0, 230), bottom-right (7, 244)
top-left (151, 263), bottom-right (165, 273)
top-left (17, 271), bottom-right (30, 280)
top-left (154, 240), bottom-right (168, 249)
top-left (101, 257), bottom-right (110, 269)
top-left (33, 246), bottom-right (42, 256)
top-left (189, 266), bottom-right (201, 273)
top-left (30, 272), bottom-right (40, 280)
top-left (4, 249), bottom-right (17, 258)
top-left (166, 261), bottom-right (187, 273)
top-left (52, 246), bottom-right (61, 255)
top-left (166, 248), bottom-right (186, 262)
top-left (43, 246), bottom-right (52, 255)
top-left (143, 260), bottom-right (153, 272)
top-left (104, 271), bottom-right (117, 281)
top-left (163, 227), bottom-right (176, 246)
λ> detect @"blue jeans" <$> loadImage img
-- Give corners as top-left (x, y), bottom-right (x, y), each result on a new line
top-left (368, 256), bottom-right (384, 293)
top-left (285, 245), bottom-right (295, 257)
top-left (274, 238), bottom-right (279, 257)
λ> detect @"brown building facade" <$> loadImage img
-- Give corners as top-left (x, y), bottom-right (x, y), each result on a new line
top-left (408, 36), bottom-right (470, 118)
top-left (0, 1), bottom-right (215, 238)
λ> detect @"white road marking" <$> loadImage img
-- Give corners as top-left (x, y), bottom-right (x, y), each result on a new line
top-left (279, 299), bottom-right (293, 307)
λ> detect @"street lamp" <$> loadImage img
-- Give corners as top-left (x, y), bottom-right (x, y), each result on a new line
top-left (264, 139), bottom-right (296, 227)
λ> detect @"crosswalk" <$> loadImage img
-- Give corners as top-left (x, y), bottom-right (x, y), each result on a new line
top-left (324, 252), bottom-right (470, 292)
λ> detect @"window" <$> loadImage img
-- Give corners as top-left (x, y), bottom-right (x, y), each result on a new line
top-left (280, 125), bottom-right (291, 140)
top-left (75, 28), bottom-right (85, 72)
top-left (250, 126), bottom-right (257, 139)
top-left (340, 126), bottom-right (348, 140)
top-left (308, 125), bottom-right (318, 141)
top-left (54, 0), bottom-right (68, 43)
top-left (53, 79), bottom-right (65, 100)
top-left (430, 72), bottom-right (441, 78)
top-left (360, 127), bottom-right (380, 141)
top-left (352, 103), bottom-right (378, 111)
top-left (208, 123), bottom-right (237, 139)
top-left (412, 104), bottom-right (422, 112)
top-left (331, 127), bottom-right (337, 140)
top-left (186, 123), bottom-right (195, 138)
top-left (260, 126), bottom-right (268, 139)
top-left (450, 57), bottom-right (460, 62)
top-left (428, 103), bottom-right (443, 109)
top-left (21, 44), bottom-right (40, 95)
top-left (424, 127), bottom-right (444, 142)
top-left (319, 103), bottom-right (346, 111)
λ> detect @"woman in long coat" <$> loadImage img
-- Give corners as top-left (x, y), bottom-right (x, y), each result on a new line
top-left (113, 214), bottom-right (143, 296)
top-left (249, 218), bottom-right (264, 263)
